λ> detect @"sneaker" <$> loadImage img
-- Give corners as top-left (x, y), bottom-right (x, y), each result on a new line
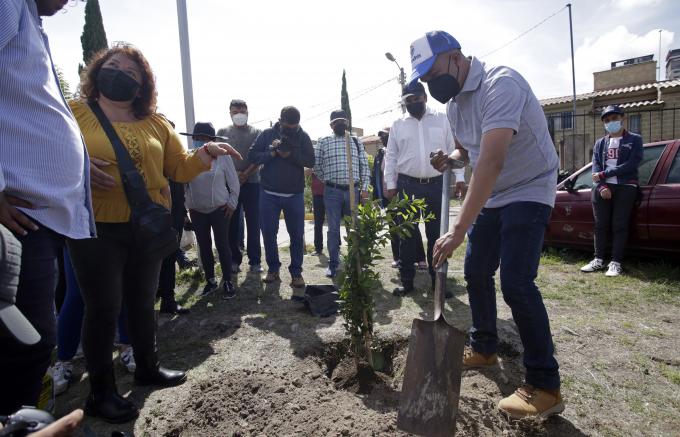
top-left (392, 285), bottom-right (414, 297)
top-left (231, 263), bottom-right (241, 274)
top-left (325, 268), bottom-right (336, 278)
top-left (52, 360), bottom-right (73, 396)
top-left (222, 281), bottom-right (237, 300)
top-left (605, 261), bottom-right (623, 277)
top-left (249, 264), bottom-right (264, 274)
top-left (119, 347), bottom-right (136, 373)
top-left (462, 347), bottom-right (498, 368)
top-left (391, 260), bottom-right (400, 269)
top-left (417, 261), bottom-right (428, 270)
top-left (263, 272), bottom-right (280, 283)
top-left (498, 384), bottom-right (565, 419)
top-left (580, 258), bottom-right (605, 272)
top-left (290, 276), bottom-right (306, 288)
top-left (200, 280), bottom-right (218, 297)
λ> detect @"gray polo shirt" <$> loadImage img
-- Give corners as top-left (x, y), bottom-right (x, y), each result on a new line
top-left (446, 57), bottom-right (558, 208)
top-left (217, 124), bottom-right (261, 184)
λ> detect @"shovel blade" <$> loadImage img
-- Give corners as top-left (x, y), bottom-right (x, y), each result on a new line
top-left (397, 316), bottom-right (466, 437)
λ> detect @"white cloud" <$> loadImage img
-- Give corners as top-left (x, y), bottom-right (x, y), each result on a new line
top-left (613, 0), bottom-right (665, 10)
top-left (557, 26), bottom-right (675, 95)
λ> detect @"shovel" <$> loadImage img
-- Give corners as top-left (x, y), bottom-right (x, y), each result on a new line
top-left (397, 168), bottom-right (466, 437)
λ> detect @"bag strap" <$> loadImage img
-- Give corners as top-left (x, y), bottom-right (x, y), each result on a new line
top-left (88, 101), bottom-right (153, 209)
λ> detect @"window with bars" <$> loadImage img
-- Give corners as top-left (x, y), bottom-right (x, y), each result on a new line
top-left (628, 114), bottom-right (641, 134)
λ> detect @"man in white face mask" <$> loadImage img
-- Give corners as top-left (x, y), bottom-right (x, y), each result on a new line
top-left (217, 99), bottom-right (263, 275)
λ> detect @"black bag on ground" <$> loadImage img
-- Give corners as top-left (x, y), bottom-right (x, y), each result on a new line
top-left (303, 285), bottom-right (339, 317)
top-left (88, 101), bottom-right (178, 260)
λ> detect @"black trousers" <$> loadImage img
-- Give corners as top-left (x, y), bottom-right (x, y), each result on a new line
top-left (312, 194), bottom-right (325, 252)
top-left (0, 227), bottom-right (62, 414)
top-left (191, 209), bottom-right (232, 281)
top-left (228, 182), bottom-right (261, 267)
top-left (592, 184), bottom-right (638, 263)
top-left (396, 175), bottom-right (443, 286)
top-left (390, 224), bottom-right (426, 262)
top-left (157, 212), bottom-right (185, 299)
top-left (67, 223), bottom-right (161, 384)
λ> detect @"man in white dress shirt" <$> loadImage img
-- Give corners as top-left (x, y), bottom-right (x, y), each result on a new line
top-left (384, 81), bottom-right (455, 296)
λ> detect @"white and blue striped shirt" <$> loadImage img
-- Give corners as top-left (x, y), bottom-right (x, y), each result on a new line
top-left (0, 0), bottom-right (95, 239)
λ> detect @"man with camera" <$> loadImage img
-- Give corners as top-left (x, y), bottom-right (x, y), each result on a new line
top-left (313, 110), bottom-right (370, 278)
top-left (247, 107), bottom-right (315, 289)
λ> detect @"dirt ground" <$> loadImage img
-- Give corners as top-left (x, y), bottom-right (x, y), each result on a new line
top-left (55, 236), bottom-right (680, 437)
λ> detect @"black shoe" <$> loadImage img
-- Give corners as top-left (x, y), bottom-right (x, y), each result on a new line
top-left (135, 363), bottom-right (186, 387)
top-left (84, 391), bottom-right (139, 424)
top-left (200, 281), bottom-right (218, 297)
top-left (222, 281), bottom-right (236, 300)
top-left (177, 253), bottom-right (196, 270)
top-left (393, 285), bottom-right (415, 297)
top-left (160, 301), bottom-right (190, 315)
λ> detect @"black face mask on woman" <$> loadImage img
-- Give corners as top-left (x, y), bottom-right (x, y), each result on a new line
top-left (96, 67), bottom-right (141, 102)
top-left (426, 56), bottom-right (462, 104)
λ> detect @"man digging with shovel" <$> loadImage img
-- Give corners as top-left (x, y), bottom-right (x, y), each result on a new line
top-left (412, 31), bottom-right (564, 419)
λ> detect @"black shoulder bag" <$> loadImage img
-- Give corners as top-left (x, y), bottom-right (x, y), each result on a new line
top-left (88, 101), bottom-right (178, 260)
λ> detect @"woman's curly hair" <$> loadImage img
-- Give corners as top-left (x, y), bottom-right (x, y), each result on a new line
top-left (79, 43), bottom-right (157, 120)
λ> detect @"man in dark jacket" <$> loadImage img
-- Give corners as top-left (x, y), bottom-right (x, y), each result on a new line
top-left (248, 106), bottom-right (315, 288)
top-left (581, 105), bottom-right (643, 277)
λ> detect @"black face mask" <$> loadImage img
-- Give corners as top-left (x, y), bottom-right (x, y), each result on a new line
top-left (426, 57), bottom-right (462, 104)
top-left (406, 101), bottom-right (426, 117)
top-left (280, 126), bottom-right (298, 137)
top-left (96, 67), bottom-right (140, 102)
top-left (333, 122), bottom-right (347, 136)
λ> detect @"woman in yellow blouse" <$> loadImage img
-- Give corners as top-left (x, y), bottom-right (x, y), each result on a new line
top-left (66, 44), bottom-right (240, 424)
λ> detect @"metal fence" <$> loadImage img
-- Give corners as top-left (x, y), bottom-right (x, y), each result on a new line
top-left (546, 106), bottom-right (680, 172)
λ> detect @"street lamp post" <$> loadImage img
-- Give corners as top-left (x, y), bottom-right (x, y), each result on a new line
top-left (385, 52), bottom-right (406, 114)
top-left (176, 0), bottom-right (195, 147)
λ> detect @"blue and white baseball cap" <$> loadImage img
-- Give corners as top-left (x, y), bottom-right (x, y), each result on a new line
top-left (409, 31), bottom-right (461, 84)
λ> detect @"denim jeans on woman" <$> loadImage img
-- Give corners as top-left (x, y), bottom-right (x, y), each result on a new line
top-left (464, 201), bottom-right (560, 390)
top-left (259, 189), bottom-right (305, 276)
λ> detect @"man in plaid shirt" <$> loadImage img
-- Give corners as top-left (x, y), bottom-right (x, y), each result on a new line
top-left (314, 110), bottom-right (370, 278)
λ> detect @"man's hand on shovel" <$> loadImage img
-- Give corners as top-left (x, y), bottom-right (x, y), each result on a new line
top-left (433, 229), bottom-right (465, 268)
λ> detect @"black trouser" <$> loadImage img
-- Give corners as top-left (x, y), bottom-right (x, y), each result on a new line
top-left (191, 209), bottom-right (232, 281)
top-left (0, 226), bottom-right (62, 414)
top-left (228, 182), bottom-right (261, 267)
top-left (592, 184), bottom-right (638, 263)
top-left (312, 194), bottom-right (325, 253)
top-left (396, 175), bottom-right (443, 286)
top-left (390, 225), bottom-right (426, 262)
top-left (157, 208), bottom-right (185, 300)
top-left (67, 223), bottom-right (161, 386)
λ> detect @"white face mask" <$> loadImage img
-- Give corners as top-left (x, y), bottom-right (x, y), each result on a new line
top-left (231, 113), bottom-right (248, 127)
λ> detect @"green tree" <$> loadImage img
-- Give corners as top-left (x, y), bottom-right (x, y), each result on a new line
top-left (79, 0), bottom-right (108, 73)
top-left (341, 70), bottom-right (352, 132)
top-left (55, 66), bottom-right (72, 100)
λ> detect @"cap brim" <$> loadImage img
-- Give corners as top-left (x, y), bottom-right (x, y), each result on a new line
top-left (0, 303), bottom-right (40, 345)
top-left (408, 55), bottom-right (437, 85)
top-left (330, 117), bottom-right (348, 123)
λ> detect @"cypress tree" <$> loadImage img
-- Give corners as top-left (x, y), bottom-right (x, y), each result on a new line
top-left (80, 0), bottom-right (108, 69)
top-left (341, 69), bottom-right (352, 132)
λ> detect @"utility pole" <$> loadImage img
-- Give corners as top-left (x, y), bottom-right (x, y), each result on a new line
top-left (658, 29), bottom-right (663, 81)
top-left (385, 52), bottom-right (406, 114)
top-left (567, 3), bottom-right (577, 172)
top-left (176, 0), bottom-right (195, 146)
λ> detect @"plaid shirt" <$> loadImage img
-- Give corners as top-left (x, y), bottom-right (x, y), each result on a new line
top-left (314, 135), bottom-right (370, 191)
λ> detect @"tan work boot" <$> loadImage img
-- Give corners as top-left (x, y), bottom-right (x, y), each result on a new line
top-left (463, 347), bottom-right (498, 368)
top-left (498, 384), bottom-right (565, 419)
top-left (263, 272), bottom-right (280, 284)
top-left (290, 276), bottom-right (306, 288)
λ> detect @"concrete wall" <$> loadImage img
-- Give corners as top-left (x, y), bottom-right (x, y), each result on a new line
top-left (593, 61), bottom-right (656, 91)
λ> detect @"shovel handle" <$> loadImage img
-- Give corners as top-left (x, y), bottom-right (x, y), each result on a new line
top-left (434, 169), bottom-right (451, 319)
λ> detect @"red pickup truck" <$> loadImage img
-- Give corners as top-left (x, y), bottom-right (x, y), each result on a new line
top-left (544, 139), bottom-right (680, 254)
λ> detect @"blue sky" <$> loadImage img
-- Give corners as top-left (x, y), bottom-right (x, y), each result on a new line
top-left (44, 0), bottom-right (679, 140)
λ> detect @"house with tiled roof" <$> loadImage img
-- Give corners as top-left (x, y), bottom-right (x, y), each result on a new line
top-left (541, 54), bottom-right (680, 171)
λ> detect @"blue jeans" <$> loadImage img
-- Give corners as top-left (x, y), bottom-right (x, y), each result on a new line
top-left (465, 201), bottom-right (560, 390)
top-left (324, 186), bottom-right (358, 272)
top-left (259, 189), bottom-right (305, 277)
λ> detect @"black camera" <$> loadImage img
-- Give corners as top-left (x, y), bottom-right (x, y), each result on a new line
top-left (0, 407), bottom-right (54, 436)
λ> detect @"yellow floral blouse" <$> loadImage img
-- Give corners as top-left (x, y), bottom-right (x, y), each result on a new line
top-left (69, 100), bottom-right (208, 223)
